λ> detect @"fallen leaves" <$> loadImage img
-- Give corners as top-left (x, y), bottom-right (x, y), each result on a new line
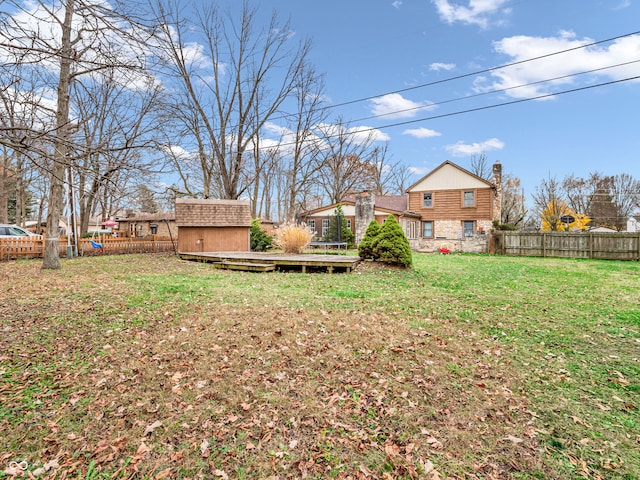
top-left (144, 420), bottom-right (164, 436)
top-left (0, 260), bottom-right (550, 479)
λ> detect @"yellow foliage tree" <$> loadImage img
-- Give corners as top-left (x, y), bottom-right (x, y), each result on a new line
top-left (541, 201), bottom-right (591, 231)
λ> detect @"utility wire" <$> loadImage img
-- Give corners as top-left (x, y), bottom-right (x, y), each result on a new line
top-left (257, 30), bottom-right (640, 127)
top-left (347, 59), bottom-right (640, 124)
top-left (325, 30), bottom-right (640, 111)
top-left (262, 74), bottom-right (640, 151)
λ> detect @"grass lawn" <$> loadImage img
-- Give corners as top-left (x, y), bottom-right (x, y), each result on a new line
top-left (1, 253), bottom-right (638, 479)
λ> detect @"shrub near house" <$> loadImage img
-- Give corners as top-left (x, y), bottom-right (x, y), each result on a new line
top-left (372, 215), bottom-right (413, 268)
top-left (250, 219), bottom-right (272, 252)
top-left (358, 220), bottom-right (381, 260)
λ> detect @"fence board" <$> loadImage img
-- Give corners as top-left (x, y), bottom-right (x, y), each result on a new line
top-left (0, 237), bottom-right (175, 260)
top-left (491, 232), bottom-right (640, 261)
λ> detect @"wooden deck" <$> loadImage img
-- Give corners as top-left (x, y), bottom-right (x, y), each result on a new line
top-left (179, 251), bottom-right (360, 273)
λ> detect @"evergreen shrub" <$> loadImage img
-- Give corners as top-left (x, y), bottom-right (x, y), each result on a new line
top-left (374, 215), bottom-right (412, 267)
top-left (250, 219), bottom-right (273, 252)
top-left (358, 220), bottom-right (381, 260)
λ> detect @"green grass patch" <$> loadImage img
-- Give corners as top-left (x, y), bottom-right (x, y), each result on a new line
top-left (1, 253), bottom-right (638, 479)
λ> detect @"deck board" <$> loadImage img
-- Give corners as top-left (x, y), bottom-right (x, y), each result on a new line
top-left (180, 251), bottom-right (360, 273)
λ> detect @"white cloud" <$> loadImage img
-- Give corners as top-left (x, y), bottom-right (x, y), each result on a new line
top-left (613, 0), bottom-right (631, 10)
top-left (432, 0), bottom-right (511, 29)
top-left (348, 125), bottom-right (391, 143)
top-left (163, 144), bottom-right (195, 161)
top-left (445, 138), bottom-right (504, 156)
top-left (369, 93), bottom-right (434, 119)
top-left (429, 62), bottom-right (456, 71)
top-left (475, 31), bottom-right (640, 99)
top-left (392, 1), bottom-right (403, 9)
top-left (313, 123), bottom-right (390, 148)
top-left (402, 127), bottom-right (442, 139)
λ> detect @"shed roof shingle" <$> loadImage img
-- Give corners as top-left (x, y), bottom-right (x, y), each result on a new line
top-left (175, 199), bottom-right (252, 227)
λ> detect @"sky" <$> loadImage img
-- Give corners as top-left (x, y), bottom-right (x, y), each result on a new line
top-left (235, 0), bottom-right (640, 203)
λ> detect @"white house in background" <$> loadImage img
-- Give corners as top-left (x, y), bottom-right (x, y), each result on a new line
top-left (627, 215), bottom-right (640, 232)
top-left (589, 226), bottom-right (617, 233)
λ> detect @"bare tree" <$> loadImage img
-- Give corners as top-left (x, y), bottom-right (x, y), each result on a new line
top-left (562, 172), bottom-right (639, 230)
top-left (0, 62), bottom-right (52, 224)
top-left (280, 65), bottom-right (327, 220)
top-left (500, 173), bottom-right (527, 228)
top-left (0, 0), bottom-right (160, 268)
top-left (532, 173), bottom-right (564, 231)
top-left (366, 144), bottom-right (401, 195)
top-left (71, 67), bottom-right (162, 235)
top-left (315, 119), bottom-right (381, 204)
top-left (469, 153), bottom-right (492, 180)
top-left (610, 173), bottom-right (640, 230)
top-left (153, 0), bottom-right (312, 201)
top-left (386, 165), bottom-right (417, 195)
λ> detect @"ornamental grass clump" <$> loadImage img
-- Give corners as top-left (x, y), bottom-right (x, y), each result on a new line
top-left (274, 222), bottom-right (313, 254)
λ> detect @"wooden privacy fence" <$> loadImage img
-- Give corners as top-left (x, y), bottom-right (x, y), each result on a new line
top-left (0, 236), bottom-right (176, 261)
top-left (491, 231), bottom-right (640, 261)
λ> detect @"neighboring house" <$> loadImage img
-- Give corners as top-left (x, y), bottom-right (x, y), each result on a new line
top-left (175, 199), bottom-right (251, 253)
top-left (406, 160), bottom-right (502, 240)
top-left (627, 215), bottom-right (640, 232)
top-left (299, 193), bottom-right (422, 244)
top-left (115, 212), bottom-right (177, 238)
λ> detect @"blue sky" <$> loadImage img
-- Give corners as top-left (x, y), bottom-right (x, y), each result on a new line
top-left (245, 0), bottom-right (640, 203)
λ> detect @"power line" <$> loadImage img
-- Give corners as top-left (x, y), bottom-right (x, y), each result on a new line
top-left (261, 30), bottom-right (640, 126)
top-left (347, 59), bottom-right (640, 124)
top-left (325, 30), bottom-right (640, 111)
top-left (262, 74), bottom-right (640, 151)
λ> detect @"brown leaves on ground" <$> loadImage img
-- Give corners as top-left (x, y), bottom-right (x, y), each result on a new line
top-left (0, 257), bottom-right (547, 479)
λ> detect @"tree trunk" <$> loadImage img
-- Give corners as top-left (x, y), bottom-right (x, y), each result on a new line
top-left (43, 0), bottom-right (74, 269)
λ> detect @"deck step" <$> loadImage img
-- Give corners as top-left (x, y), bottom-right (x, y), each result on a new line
top-left (211, 261), bottom-right (275, 272)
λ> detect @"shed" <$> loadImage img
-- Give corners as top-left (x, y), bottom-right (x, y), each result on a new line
top-left (175, 199), bottom-right (251, 253)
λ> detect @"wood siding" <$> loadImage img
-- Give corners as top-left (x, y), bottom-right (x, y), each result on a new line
top-left (408, 188), bottom-right (494, 221)
top-left (177, 227), bottom-right (249, 253)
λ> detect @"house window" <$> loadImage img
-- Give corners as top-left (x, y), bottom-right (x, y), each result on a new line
top-left (307, 219), bottom-right (315, 231)
top-left (150, 223), bottom-right (158, 235)
top-left (463, 190), bottom-right (475, 207)
top-left (463, 221), bottom-right (475, 237)
top-left (423, 192), bottom-right (433, 208)
top-left (322, 218), bottom-right (330, 236)
top-left (346, 219), bottom-right (351, 229)
top-left (422, 221), bottom-right (433, 238)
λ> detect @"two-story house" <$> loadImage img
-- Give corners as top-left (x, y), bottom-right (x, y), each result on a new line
top-left (300, 160), bottom-right (502, 252)
top-left (406, 160), bottom-right (502, 240)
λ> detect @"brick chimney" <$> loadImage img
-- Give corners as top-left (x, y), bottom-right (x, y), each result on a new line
top-left (355, 191), bottom-right (375, 245)
top-left (492, 161), bottom-right (503, 223)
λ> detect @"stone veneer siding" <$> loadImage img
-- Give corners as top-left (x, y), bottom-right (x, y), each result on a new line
top-left (409, 219), bottom-right (492, 253)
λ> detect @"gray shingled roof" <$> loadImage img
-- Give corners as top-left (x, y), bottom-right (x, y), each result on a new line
top-left (342, 194), bottom-right (407, 212)
top-left (175, 199), bottom-right (252, 227)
